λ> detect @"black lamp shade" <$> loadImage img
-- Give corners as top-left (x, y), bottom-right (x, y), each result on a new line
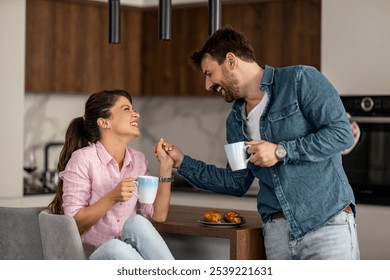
top-left (159, 0), bottom-right (172, 41)
top-left (208, 0), bottom-right (221, 35)
top-left (109, 0), bottom-right (120, 44)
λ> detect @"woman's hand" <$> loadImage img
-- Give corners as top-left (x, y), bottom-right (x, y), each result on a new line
top-left (154, 138), bottom-right (174, 169)
top-left (110, 178), bottom-right (138, 202)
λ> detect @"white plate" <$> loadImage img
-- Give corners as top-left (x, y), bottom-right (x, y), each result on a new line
top-left (197, 219), bottom-right (246, 228)
top-left (342, 113), bottom-right (361, 155)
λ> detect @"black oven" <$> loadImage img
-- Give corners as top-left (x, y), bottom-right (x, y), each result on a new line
top-left (341, 95), bottom-right (390, 206)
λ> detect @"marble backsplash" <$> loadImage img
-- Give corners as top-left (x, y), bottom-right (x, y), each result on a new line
top-left (24, 93), bottom-right (233, 177)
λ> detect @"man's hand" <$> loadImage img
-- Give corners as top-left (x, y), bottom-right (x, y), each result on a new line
top-left (161, 140), bottom-right (185, 169)
top-left (245, 140), bottom-right (279, 167)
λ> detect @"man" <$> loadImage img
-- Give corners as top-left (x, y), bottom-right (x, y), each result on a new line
top-left (163, 27), bottom-right (360, 260)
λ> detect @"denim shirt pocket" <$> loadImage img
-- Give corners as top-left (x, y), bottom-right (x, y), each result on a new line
top-left (266, 102), bottom-right (309, 143)
top-left (268, 102), bottom-right (299, 122)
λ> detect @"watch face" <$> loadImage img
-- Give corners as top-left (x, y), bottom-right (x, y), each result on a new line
top-left (276, 144), bottom-right (286, 159)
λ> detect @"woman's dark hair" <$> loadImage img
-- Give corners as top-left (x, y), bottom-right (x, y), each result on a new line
top-left (48, 89), bottom-right (133, 214)
top-left (190, 26), bottom-right (256, 70)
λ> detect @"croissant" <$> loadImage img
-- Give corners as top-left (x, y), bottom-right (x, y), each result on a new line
top-left (223, 210), bottom-right (243, 223)
top-left (203, 210), bottom-right (222, 223)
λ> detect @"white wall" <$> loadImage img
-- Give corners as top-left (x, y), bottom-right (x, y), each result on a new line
top-left (0, 0), bottom-right (25, 199)
top-left (322, 0), bottom-right (390, 95)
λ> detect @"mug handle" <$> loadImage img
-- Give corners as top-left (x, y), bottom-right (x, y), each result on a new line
top-left (243, 144), bottom-right (251, 151)
top-left (244, 145), bottom-right (252, 164)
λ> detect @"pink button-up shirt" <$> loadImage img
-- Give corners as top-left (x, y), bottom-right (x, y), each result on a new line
top-left (60, 141), bottom-right (153, 256)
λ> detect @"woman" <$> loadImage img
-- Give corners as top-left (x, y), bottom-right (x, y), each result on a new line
top-left (48, 89), bottom-right (174, 260)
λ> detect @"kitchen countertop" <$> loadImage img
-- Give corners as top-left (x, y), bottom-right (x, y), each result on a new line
top-left (24, 178), bottom-right (55, 196)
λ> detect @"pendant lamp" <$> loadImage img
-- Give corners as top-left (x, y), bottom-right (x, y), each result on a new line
top-left (159, 0), bottom-right (172, 41)
top-left (109, 0), bottom-right (120, 44)
top-left (208, 0), bottom-right (221, 35)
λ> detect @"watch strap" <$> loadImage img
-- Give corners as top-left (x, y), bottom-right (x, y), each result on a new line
top-left (159, 176), bottom-right (175, 183)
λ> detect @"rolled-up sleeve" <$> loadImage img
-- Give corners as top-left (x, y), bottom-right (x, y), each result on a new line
top-left (60, 151), bottom-right (91, 217)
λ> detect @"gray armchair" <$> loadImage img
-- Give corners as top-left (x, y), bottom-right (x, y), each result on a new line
top-left (0, 207), bottom-right (86, 260)
top-left (0, 207), bottom-right (44, 259)
top-left (38, 209), bottom-right (87, 260)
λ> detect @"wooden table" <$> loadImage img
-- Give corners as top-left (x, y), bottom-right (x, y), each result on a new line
top-left (152, 205), bottom-right (266, 260)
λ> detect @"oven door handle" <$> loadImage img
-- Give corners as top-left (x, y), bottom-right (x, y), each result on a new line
top-left (350, 116), bottom-right (390, 124)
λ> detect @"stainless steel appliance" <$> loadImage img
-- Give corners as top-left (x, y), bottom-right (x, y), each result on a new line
top-left (341, 95), bottom-right (390, 205)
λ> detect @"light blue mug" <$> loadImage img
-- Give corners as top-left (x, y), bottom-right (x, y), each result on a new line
top-left (137, 176), bottom-right (159, 203)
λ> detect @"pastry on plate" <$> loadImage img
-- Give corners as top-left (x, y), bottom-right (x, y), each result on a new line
top-left (223, 210), bottom-right (243, 223)
top-left (203, 210), bottom-right (222, 223)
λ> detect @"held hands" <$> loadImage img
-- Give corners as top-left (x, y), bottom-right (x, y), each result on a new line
top-left (158, 139), bottom-right (184, 169)
top-left (154, 138), bottom-right (174, 168)
top-left (245, 140), bottom-right (279, 167)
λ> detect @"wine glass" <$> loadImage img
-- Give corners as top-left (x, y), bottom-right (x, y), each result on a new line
top-left (24, 149), bottom-right (37, 187)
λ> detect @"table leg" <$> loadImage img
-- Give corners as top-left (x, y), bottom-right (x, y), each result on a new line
top-left (231, 229), bottom-right (264, 260)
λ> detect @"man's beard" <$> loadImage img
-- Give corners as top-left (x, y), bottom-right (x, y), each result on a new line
top-left (221, 80), bottom-right (240, 103)
top-left (220, 66), bottom-right (240, 103)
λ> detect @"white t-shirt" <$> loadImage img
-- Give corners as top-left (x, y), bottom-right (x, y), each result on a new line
top-left (241, 93), bottom-right (268, 140)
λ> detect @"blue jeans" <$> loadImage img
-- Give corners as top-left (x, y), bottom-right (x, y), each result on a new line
top-left (262, 211), bottom-right (360, 260)
top-left (89, 214), bottom-right (174, 260)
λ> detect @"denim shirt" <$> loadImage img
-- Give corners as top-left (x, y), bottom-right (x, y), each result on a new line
top-left (178, 65), bottom-right (355, 240)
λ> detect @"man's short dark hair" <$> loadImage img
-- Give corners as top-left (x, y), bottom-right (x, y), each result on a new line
top-left (189, 26), bottom-right (256, 70)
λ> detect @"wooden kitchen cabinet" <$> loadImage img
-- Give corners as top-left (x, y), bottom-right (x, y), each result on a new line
top-left (25, 0), bottom-right (320, 96)
top-left (25, 0), bottom-right (143, 94)
top-left (142, 0), bottom-right (321, 96)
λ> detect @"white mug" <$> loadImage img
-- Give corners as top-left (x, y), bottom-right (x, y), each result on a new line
top-left (137, 176), bottom-right (159, 204)
top-left (224, 141), bottom-right (250, 171)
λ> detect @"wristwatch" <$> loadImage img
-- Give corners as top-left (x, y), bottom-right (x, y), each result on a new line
top-left (159, 176), bottom-right (175, 183)
top-left (275, 143), bottom-right (287, 162)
